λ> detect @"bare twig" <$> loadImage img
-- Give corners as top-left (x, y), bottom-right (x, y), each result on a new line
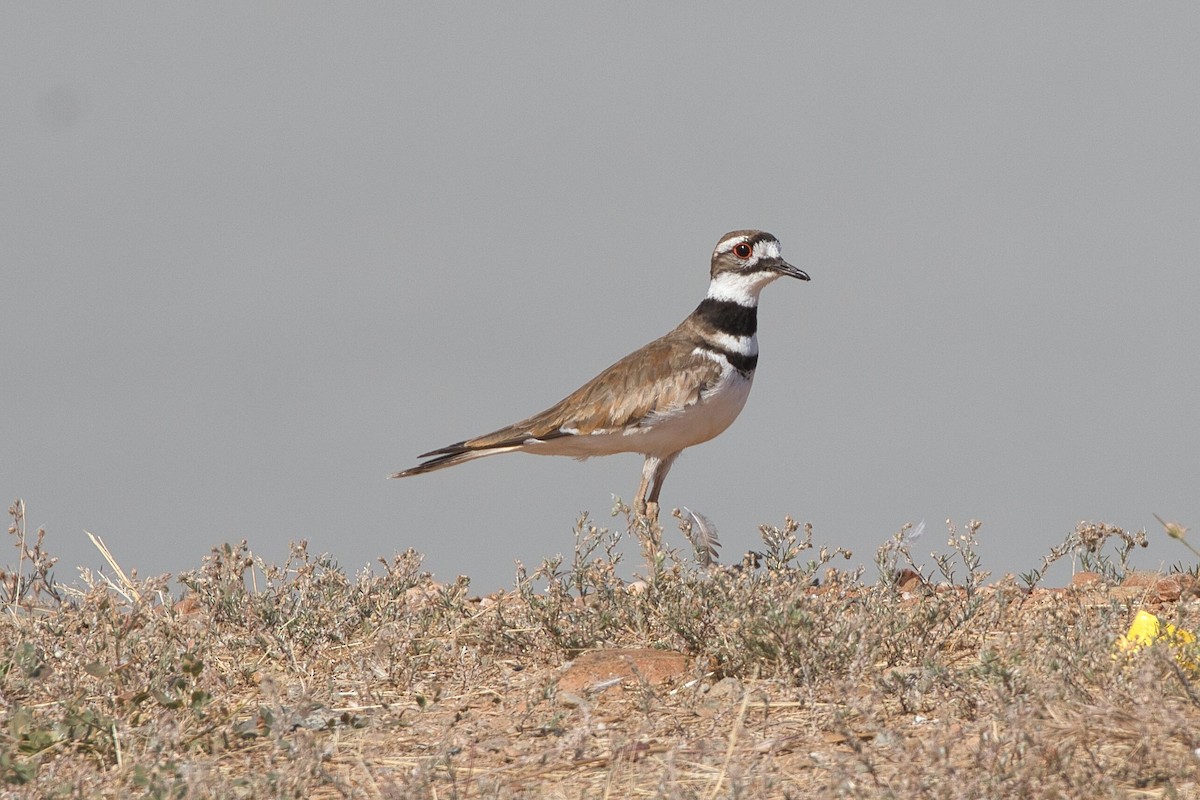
top-left (11, 498), bottom-right (26, 608)
top-left (85, 529), bottom-right (142, 603)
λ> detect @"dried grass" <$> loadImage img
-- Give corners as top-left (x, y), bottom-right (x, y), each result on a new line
top-left (3, 499), bottom-right (1199, 798)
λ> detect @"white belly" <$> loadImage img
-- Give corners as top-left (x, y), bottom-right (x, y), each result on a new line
top-left (632, 369), bottom-right (753, 457)
top-left (528, 367), bottom-right (754, 460)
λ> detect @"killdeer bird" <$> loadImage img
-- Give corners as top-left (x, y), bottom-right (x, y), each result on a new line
top-left (391, 230), bottom-right (809, 520)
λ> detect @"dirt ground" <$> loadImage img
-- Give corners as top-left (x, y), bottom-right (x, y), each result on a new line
top-left (4, 512), bottom-right (1200, 797)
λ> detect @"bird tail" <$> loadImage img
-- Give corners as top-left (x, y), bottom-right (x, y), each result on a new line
top-left (389, 442), bottom-right (523, 479)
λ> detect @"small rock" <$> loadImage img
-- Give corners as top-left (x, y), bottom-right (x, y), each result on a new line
top-left (558, 648), bottom-right (689, 695)
top-left (557, 691), bottom-right (587, 708)
top-left (699, 676), bottom-right (746, 717)
top-left (1070, 572), bottom-right (1102, 589)
top-left (896, 569), bottom-right (922, 593)
top-left (1155, 577), bottom-right (1183, 603)
top-left (705, 676), bottom-right (743, 702)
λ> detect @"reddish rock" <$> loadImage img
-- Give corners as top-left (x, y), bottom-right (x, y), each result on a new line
top-left (558, 648), bottom-right (690, 696)
top-left (1155, 577), bottom-right (1183, 603)
top-left (173, 595), bottom-right (202, 617)
top-left (896, 569), bottom-right (923, 593)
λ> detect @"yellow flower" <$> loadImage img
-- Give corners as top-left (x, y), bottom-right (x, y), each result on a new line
top-left (1115, 610), bottom-right (1198, 671)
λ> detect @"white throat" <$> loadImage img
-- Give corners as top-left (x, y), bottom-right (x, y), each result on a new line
top-left (706, 269), bottom-right (780, 306)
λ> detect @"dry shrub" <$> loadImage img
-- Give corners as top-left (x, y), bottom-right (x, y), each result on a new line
top-left (2, 500), bottom-right (1198, 798)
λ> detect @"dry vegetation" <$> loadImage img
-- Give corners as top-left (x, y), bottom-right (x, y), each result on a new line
top-left (3, 498), bottom-right (1200, 798)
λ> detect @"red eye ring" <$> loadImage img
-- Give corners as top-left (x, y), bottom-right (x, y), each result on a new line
top-left (733, 242), bottom-right (752, 259)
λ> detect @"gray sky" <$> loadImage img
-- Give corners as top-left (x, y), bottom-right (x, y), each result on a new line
top-left (3, 5), bottom-right (1198, 592)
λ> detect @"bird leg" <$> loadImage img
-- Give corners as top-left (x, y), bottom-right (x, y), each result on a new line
top-left (634, 457), bottom-right (656, 521)
top-left (647, 452), bottom-right (679, 510)
top-left (634, 453), bottom-right (680, 523)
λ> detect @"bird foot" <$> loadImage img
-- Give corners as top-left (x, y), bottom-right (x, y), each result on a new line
top-left (632, 500), bottom-right (663, 578)
top-left (633, 500), bottom-right (660, 524)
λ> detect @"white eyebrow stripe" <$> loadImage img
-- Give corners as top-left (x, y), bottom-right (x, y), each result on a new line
top-left (714, 235), bottom-right (750, 255)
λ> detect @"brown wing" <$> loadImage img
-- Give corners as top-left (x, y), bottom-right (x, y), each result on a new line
top-left (458, 329), bottom-right (724, 449)
top-left (391, 328), bottom-right (723, 478)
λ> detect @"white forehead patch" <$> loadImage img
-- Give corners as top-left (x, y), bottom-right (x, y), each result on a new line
top-left (756, 239), bottom-right (781, 260)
